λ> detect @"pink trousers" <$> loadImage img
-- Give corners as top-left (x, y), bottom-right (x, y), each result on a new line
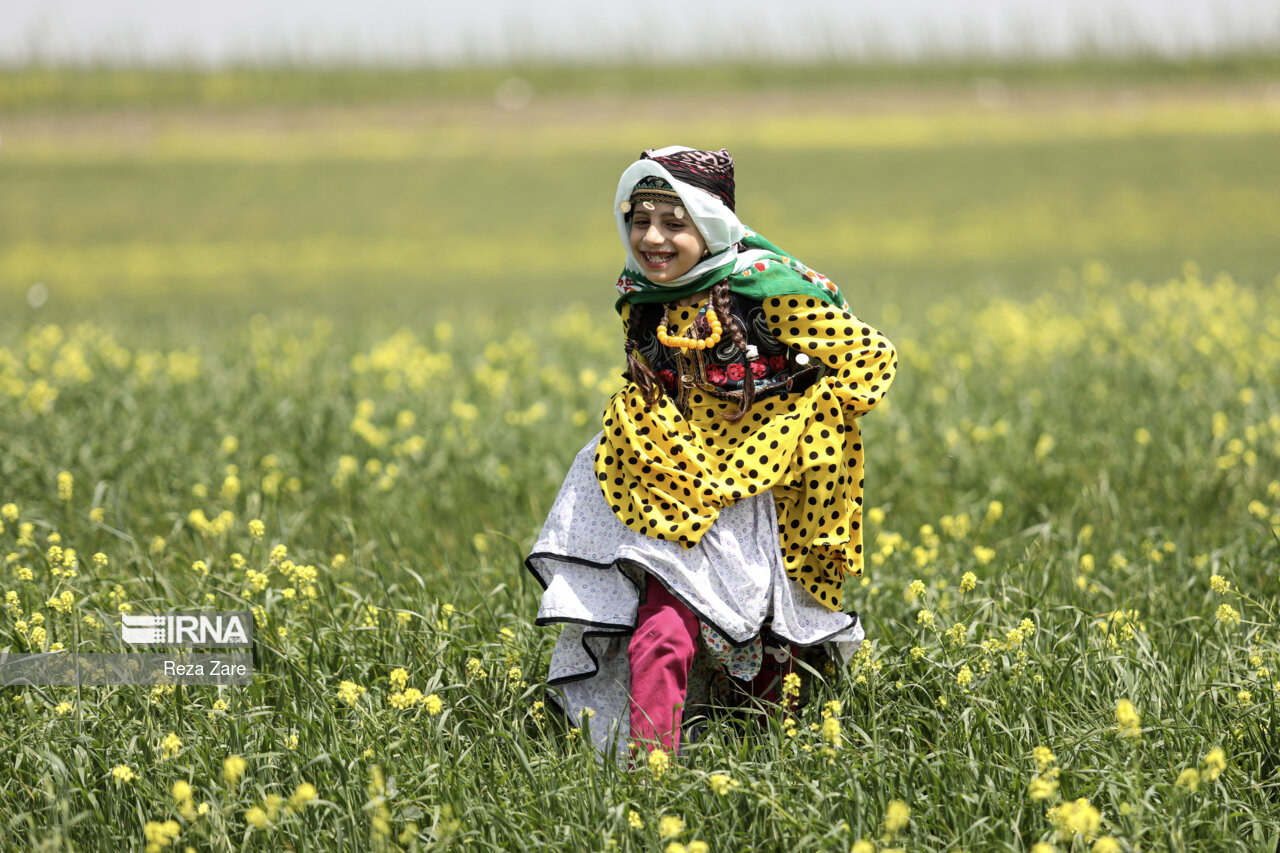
top-left (628, 574), bottom-right (796, 754)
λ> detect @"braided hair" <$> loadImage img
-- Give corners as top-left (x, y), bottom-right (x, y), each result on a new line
top-left (624, 300), bottom-right (662, 408)
top-left (710, 279), bottom-right (755, 423)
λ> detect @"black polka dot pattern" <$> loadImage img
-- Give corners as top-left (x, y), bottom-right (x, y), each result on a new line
top-left (595, 294), bottom-right (897, 612)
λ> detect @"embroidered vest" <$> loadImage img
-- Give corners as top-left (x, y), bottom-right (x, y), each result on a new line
top-left (629, 293), bottom-right (826, 414)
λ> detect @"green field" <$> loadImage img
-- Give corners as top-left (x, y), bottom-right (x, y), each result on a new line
top-left (1, 63), bottom-right (1278, 852)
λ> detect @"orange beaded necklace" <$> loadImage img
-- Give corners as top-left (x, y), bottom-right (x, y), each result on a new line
top-left (655, 302), bottom-right (723, 350)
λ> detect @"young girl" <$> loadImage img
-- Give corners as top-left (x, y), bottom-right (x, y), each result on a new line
top-left (526, 146), bottom-right (896, 761)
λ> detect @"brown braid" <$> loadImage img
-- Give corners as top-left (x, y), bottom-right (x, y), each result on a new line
top-left (624, 302), bottom-right (663, 407)
top-left (710, 280), bottom-right (754, 422)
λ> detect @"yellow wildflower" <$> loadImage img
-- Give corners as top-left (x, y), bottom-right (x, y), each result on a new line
top-left (822, 715), bottom-right (842, 748)
top-left (248, 519), bottom-right (265, 539)
top-left (425, 693), bottom-right (443, 715)
top-left (648, 748), bottom-right (670, 778)
top-left (917, 609), bottom-right (935, 627)
top-left (244, 807), bottom-right (268, 829)
top-left (907, 579), bottom-right (926, 601)
top-left (687, 843), bottom-right (709, 853)
top-left (1209, 574), bottom-right (1231, 594)
top-left (288, 782), bottom-right (317, 812)
top-left (223, 755), bottom-right (247, 786)
top-left (0, 503), bottom-right (16, 522)
top-left (388, 688), bottom-right (423, 709)
top-left (956, 665), bottom-right (973, 688)
top-left (1091, 839), bottom-right (1120, 853)
top-left (1033, 746), bottom-right (1056, 770)
top-left (54, 701), bottom-right (74, 715)
top-left (1175, 767), bottom-right (1200, 791)
top-left (142, 819), bottom-right (180, 851)
top-left (852, 842), bottom-right (876, 853)
top-left (1202, 747), bottom-right (1226, 781)
top-left (659, 815), bottom-right (685, 838)
top-left (782, 672), bottom-right (801, 700)
top-left (264, 794), bottom-right (284, 820)
top-left (1029, 768), bottom-right (1060, 801)
top-left (960, 571), bottom-right (977, 593)
top-left (972, 546), bottom-right (995, 565)
top-left (57, 471), bottom-right (74, 501)
top-left (707, 773), bottom-right (737, 795)
top-left (389, 667), bottom-right (408, 691)
top-left (160, 732), bottom-right (182, 759)
top-left (111, 764), bottom-right (136, 784)
top-left (882, 799), bottom-right (910, 837)
top-left (1030, 844), bottom-right (1056, 853)
top-left (984, 500), bottom-right (1003, 523)
top-left (628, 810), bottom-right (643, 830)
top-left (1115, 699), bottom-right (1141, 739)
top-left (1048, 798), bottom-right (1101, 840)
top-left (1216, 604), bottom-right (1241, 627)
top-left (337, 680), bottom-right (366, 706)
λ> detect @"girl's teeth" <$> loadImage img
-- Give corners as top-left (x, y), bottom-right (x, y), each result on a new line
top-left (645, 253), bottom-right (672, 264)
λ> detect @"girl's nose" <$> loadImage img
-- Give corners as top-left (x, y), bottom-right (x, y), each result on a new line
top-left (643, 224), bottom-right (665, 246)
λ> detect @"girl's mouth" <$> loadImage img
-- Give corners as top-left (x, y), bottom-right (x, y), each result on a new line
top-left (643, 252), bottom-right (674, 267)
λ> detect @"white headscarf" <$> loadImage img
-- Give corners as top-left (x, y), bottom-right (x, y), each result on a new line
top-left (613, 145), bottom-right (747, 289)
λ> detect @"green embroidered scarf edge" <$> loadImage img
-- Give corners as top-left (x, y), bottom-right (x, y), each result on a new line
top-left (614, 232), bottom-right (848, 314)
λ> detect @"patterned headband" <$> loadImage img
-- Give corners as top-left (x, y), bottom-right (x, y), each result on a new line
top-left (640, 147), bottom-right (736, 212)
top-left (620, 176), bottom-right (685, 217)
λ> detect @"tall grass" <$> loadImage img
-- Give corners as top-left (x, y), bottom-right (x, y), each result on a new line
top-left (0, 69), bottom-right (1278, 851)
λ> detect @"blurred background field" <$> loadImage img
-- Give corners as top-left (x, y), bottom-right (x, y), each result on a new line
top-left (3, 58), bottom-right (1280, 328)
top-left (2, 9), bottom-right (1280, 851)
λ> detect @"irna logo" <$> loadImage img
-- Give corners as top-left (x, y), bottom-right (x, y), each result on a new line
top-left (120, 612), bottom-right (252, 648)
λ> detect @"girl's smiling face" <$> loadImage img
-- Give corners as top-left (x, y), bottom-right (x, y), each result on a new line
top-left (628, 202), bottom-right (708, 283)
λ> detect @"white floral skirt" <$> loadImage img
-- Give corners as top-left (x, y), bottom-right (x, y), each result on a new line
top-left (525, 434), bottom-right (864, 759)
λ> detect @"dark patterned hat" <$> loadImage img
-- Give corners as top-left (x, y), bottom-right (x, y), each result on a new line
top-left (640, 147), bottom-right (736, 212)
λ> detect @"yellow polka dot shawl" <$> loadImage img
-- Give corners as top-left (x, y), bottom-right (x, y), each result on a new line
top-left (595, 294), bottom-right (896, 612)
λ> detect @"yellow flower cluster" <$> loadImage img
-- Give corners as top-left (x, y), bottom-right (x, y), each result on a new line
top-left (1202, 747), bottom-right (1227, 781)
top-left (707, 773), bottom-right (739, 795)
top-left (881, 799), bottom-right (910, 839)
top-left (1115, 699), bottom-right (1141, 739)
top-left (172, 779), bottom-right (196, 820)
top-left (288, 782), bottom-right (318, 813)
top-left (142, 819), bottom-right (180, 852)
top-left (337, 680), bottom-right (367, 706)
top-left (658, 815), bottom-right (685, 838)
top-left (1046, 798), bottom-right (1101, 841)
top-left (1098, 609), bottom-right (1146, 652)
top-left (159, 732), bottom-right (182, 760)
top-left (647, 748), bottom-right (670, 778)
top-left (223, 755), bottom-right (247, 786)
top-left (388, 688), bottom-right (423, 709)
top-left (111, 764), bottom-right (136, 784)
top-left (45, 590), bottom-right (75, 615)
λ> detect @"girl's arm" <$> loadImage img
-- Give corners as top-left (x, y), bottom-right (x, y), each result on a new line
top-left (762, 295), bottom-right (896, 416)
